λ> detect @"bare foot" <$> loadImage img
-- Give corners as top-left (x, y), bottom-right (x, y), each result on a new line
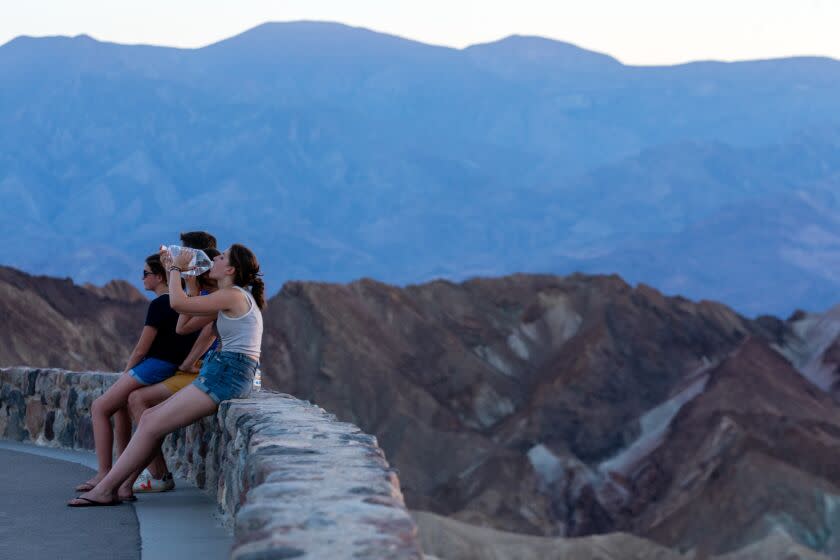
top-left (74, 474), bottom-right (105, 492)
top-left (67, 496), bottom-right (122, 507)
top-left (68, 488), bottom-right (120, 507)
top-left (117, 483), bottom-right (135, 502)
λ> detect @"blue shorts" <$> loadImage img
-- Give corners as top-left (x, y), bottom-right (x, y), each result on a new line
top-left (129, 357), bottom-right (178, 385)
top-left (192, 351), bottom-right (258, 404)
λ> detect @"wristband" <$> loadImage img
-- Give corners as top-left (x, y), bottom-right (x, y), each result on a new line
top-left (169, 266), bottom-right (182, 273)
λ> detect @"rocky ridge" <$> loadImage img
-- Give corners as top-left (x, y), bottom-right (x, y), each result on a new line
top-left (0, 266), bottom-right (145, 371)
top-left (259, 273), bottom-right (840, 556)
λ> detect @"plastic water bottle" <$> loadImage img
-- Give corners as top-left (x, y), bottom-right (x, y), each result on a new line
top-left (252, 368), bottom-right (262, 392)
top-left (160, 245), bottom-right (212, 276)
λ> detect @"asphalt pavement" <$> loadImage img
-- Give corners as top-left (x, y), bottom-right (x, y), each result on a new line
top-left (0, 448), bottom-right (140, 560)
top-left (0, 441), bottom-right (232, 560)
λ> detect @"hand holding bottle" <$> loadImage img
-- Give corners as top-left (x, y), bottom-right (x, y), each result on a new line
top-left (159, 245), bottom-right (211, 276)
top-left (173, 248), bottom-right (194, 272)
top-left (159, 246), bottom-right (173, 269)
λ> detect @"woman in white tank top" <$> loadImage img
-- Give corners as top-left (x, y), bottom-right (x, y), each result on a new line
top-left (70, 243), bottom-right (266, 507)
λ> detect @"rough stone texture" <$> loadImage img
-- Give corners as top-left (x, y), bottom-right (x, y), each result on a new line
top-left (0, 367), bottom-right (422, 559)
top-left (164, 393), bottom-right (423, 559)
top-left (0, 367), bottom-right (117, 448)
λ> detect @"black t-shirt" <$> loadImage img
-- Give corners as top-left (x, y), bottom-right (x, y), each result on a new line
top-left (145, 294), bottom-right (199, 365)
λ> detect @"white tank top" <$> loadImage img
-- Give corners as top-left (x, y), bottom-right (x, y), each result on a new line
top-left (216, 286), bottom-right (263, 359)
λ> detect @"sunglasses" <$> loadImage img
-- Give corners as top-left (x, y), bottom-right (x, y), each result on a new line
top-left (142, 270), bottom-right (155, 278)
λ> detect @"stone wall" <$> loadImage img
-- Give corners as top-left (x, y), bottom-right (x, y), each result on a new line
top-left (0, 367), bottom-right (422, 559)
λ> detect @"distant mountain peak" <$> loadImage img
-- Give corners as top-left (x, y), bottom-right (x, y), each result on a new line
top-left (245, 20), bottom-right (358, 32)
top-left (0, 32), bottom-right (107, 55)
top-left (202, 20), bottom-right (442, 54)
top-left (465, 34), bottom-right (621, 70)
top-left (223, 20), bottom-right (360, 39)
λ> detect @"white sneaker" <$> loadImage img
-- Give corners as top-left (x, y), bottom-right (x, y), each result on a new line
top-left (132, 469), bottom-right (152, 491)
top-left (133, 470), bottom-right (175, 493)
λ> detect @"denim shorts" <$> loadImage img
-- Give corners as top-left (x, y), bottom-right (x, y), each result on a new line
top-left (192, 351), bottom-right (258, 404)
top-left (129, 357), bottom-right (178, 385)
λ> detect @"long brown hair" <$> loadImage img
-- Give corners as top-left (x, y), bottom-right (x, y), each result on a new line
top-left (228, 244), bottom-right (265, 309)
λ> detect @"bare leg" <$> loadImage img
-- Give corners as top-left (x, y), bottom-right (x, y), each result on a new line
top-left (114, 407), bottom-right (131, 457)
top-left (120, 384), bottom-right (175, 496)
top-left (147, 449), bottom-right (170, 479)
top-left (114, 405), bottom-right (136, 500)
top-left (71, 386), bottom-right (217, 504)
top-left (78, 373), bottom-right (144, 489)
top-left (127, 384), bottom-right (174, 477)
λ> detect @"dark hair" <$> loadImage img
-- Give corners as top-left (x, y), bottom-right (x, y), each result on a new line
top-left (180, 231), bottom-right (217, 250)
top-left (196, 247), bottom-right (221, 291)
top-left (145, 253), bottom-right (167, 285)
top-left (228, 244), bottom-right (265, 309)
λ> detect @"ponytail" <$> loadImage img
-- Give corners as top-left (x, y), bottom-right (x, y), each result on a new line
top-left (250, 276), bottom-right (266, 310)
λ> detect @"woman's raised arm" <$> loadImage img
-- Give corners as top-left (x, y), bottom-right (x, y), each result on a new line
top-left (168, 271), bottom-right (238, 315)
top-left (164, 248), bottom-right (241, 315)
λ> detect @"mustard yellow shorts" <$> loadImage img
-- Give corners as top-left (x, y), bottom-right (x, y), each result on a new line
top-left (162, 369), bottom-right (199, 393)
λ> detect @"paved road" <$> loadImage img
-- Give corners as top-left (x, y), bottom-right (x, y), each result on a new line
top-left (0, 448), bottom-right (140, 560)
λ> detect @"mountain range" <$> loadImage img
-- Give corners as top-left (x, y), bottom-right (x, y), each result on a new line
top-left (2, 21), bottom-right (840, 316)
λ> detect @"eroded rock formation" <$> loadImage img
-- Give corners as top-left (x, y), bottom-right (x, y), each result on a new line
top-left (259, 274), bottom-right (840, 556)
top-left (0, 266), bottom-right (145, 370)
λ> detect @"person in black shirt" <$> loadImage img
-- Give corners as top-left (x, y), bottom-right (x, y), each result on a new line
top-left (74, 254), bottom-right (198, 499)
top-left (69, 243), bottom-right (265, 508)
top-left (123, 246), bottom-right (221, 496)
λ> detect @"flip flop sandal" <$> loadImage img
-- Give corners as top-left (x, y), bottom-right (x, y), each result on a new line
top-left (67, 496), bottom-right (123, 508)
top-left (120, 495), bottom-right (138, 502)
top-left (74, 483), bottom-right (96, 492)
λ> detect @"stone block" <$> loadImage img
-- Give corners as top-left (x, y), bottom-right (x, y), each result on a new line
top-left (24, 399), bottom-right (45, 439)
top-left (44, 410), bottom-right (56, 441)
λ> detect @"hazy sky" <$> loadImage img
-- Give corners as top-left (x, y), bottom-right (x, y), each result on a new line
top-left (2, 0), bottom-right (837, 65)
